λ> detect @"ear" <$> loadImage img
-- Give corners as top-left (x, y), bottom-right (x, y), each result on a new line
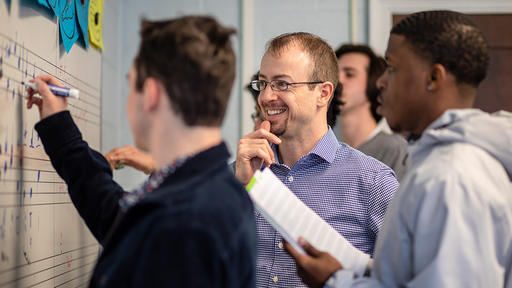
top-left (317, 81), bottom-right (334, 108)
top-left (142, 77), bottom-right (161, 113)
top-left (427, 63), bottom-right (447, 92)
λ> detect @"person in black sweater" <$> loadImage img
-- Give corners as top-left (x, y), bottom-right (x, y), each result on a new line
top-left (26, 16), bottom-right (257, 287)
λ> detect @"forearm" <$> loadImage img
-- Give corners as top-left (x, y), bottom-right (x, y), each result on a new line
top-left (35, 111), bottom-right (125, 242)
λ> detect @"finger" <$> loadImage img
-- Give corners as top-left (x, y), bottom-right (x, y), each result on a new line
top-left (258, 121), bottom-right (282, 145)
top-left (243, 121), bottom-right (281, 145)
top-left (298, 237), bottom-right (323, 257)
top-left (27, 97), bottom-right (42, 110)
top-left (241, 138), bottom-right (275, 167)
top-left (246, 129), bottom-right (280, 145)
top-left (103, 154), bottom-right (118, 170)
top-left (25, 84), bottom-right (37, 99)
top-left (35, 74), bottom-right (64, 87)
top-left (256, 127), bottom-right (281, 145)
top-left (112, 145), bottom-right (136, 159)
top-left (263, 142), bottom-right (275, 166)
top-left (32, 78), bottom-right (56, 100)
top-left (249, 145), bottom-right (274, 166)
top-left (284, 241), bottom-right (309, 267)
top-left (260, 120), bottom-right (270, 132)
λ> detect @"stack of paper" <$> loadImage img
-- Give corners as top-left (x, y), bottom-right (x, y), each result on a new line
top-left (246, 168), bottom-right (370, 277)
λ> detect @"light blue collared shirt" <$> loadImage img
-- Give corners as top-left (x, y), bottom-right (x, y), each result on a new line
top-left (256, 127), bottom-right (398, 287)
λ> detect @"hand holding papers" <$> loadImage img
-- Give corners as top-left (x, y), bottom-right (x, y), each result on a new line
top-left (246, 168), bottom-right (370, 277)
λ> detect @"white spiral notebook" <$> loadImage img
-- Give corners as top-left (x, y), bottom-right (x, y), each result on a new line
top-left (246, 167), bottom-right (370, 277)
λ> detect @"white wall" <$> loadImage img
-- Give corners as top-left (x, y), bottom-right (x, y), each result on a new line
top-left (101, 0), bottom-right (369, 189)
top-left (253, 0), bottom-right (368, 69)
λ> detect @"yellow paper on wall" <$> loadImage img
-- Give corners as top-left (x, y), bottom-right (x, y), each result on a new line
top-left (88, 0), bottom-right (104, 50)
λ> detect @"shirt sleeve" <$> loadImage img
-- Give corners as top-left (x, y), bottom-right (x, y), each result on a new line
top-left (366, 166), bottom-right (398, 245)
top-left (323, 269), bottom-right (385, 288)
top-left (400, 174), bottom-right (508, 287)
top-left (35, 111), bottom-right (125, 243)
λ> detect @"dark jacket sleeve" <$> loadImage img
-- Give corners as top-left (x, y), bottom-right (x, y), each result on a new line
top-left (35, 111), bottom-right (125, 243)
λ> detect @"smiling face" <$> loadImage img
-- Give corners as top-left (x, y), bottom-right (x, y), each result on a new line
top-left (258, 45), bottom-right (321, 138)
top-left (337, 52), bottom-right (370, 114)
top-left (376, 34), bottom-right (431, 134)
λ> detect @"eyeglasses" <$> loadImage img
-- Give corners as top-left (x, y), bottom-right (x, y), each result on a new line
top-left (250, 80), bottom-right (323, 92)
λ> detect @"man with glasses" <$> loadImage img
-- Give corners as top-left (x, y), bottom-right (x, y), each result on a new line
top-left (234, 32), bottom-right (398, 287)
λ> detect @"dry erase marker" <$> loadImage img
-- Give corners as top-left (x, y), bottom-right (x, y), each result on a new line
top-left (22, 81), bottom-right (80, 99)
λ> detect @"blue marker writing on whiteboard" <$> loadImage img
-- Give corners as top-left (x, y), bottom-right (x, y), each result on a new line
top-left (21, 81), bottom-right (80, 99)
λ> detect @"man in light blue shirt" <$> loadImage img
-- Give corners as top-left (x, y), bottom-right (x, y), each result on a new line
top-left (285, 10), bottom-right (512, 288)
top-left (235, 32), bottom-right (398, 287)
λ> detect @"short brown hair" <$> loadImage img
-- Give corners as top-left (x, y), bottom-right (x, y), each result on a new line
top-left (265, 32), bottom-right (338, 96)
top-left (134, 16), bottom-right (236, 126)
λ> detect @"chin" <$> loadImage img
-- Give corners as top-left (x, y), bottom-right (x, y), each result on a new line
top-left (270, 125), bottom-right (285, 137)
top-left (133, 136), bottom-right (148, 152)
top-left (388, 122), bottom-right (403, 133)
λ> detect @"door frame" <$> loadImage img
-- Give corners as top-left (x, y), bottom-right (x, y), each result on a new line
top-left (368, 0), bottom-right (512, 55)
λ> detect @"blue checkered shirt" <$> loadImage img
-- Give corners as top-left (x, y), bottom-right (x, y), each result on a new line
top-left (256, 128), bottom-right (398, 287)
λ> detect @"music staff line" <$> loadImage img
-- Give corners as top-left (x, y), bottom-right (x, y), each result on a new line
top-left (0, 179), bottom-right (65, 185)
top-left (0, 31), bottom-right (101, 95)
top-left (0, 192), bottom-right (68, 195)
top-left (23, 264), bottom-right (94, 288)
top-left (0, 50), bottom-right (101, 109)
top-left (0, 202), bottom-right (73, 208)
top-left (0, 86), bottom-right (101, 126)
top-left (0, 251), bottom-right (97, 287)
top-left (0, 243), bottom-right (98, 275)
top-left (0, 60), bottom-right (101, 113)
top-left (53, 269), bottom-right (94, 288)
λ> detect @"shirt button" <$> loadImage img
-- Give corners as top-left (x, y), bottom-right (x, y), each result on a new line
top-left (287, 176), bottom-right (293, 182)
top-left (278, 242), bottom-right (284, 249)
top-left (273, 276), bottom-right (278, 283)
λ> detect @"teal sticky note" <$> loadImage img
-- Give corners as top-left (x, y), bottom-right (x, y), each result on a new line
top-left (37, 0), bottom-right (50, 9)
top-left (75, 0), bottom-right (89, 48)
top-left (47, 0), bottom-right (59, 16)
top-left (59, 0), bottom-right (79, 53)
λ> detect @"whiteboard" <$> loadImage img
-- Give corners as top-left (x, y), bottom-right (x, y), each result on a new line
top-left (0, 1), bottom-right (101, 287)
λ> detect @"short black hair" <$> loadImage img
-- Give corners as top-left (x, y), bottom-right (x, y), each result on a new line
top-left (391, 10), bottom-right (489, 86)
top-left (335, 44), bottom-right (386, 122)
top-left (134, 16), bottom-right (236, 126)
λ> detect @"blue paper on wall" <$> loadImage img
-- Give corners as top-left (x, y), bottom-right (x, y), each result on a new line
top-left (47, 0), bottom-right (59, 16)
top-left (75, 0), bottom-right (89, 48)
top-left (59, 0), bottom-right (79, 53)
top-left (37, 0), bottom-right (50, 9)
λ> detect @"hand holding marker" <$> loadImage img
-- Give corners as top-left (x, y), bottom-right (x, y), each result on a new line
top-left (22, 81), bottom-right (80, 99)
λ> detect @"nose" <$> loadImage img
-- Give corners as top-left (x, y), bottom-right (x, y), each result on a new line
top-left (376, 71), bottom-right (387, 91)
top-left (338, 72), bottom-right (346, 84)
top-left (258, 83), bottom-right (278, 103)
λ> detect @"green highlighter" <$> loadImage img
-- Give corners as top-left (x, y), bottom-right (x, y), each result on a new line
top-left (114, 161), bottom-right (126, 170)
